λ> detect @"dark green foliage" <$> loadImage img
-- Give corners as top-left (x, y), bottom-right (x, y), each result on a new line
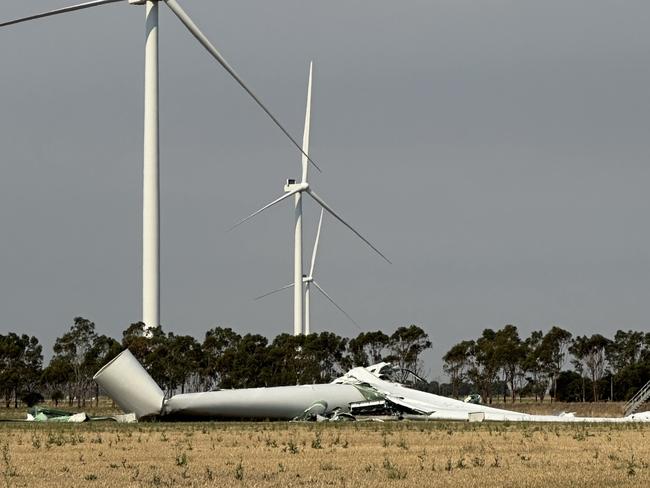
top-left (444, 325), bottom-right (648, 404)
top-left (348, 331), bottom-right (390, 367)
top-left (465, 329), bottom-right (500, 403)
top-left (442, 340), bottom-right (473, 399)
top-left (51, 317), bottom-right (103, 407)
top-left (0, 332), bottom-right (43, 408)
top-left (555, 371), bottom-right (588, 402)
top-left (51, 390), bottom-right (64, 407)
top-left (612, 362), bottom-right (650, 401)
top-left (385, 325), bottom-right (432, 382)
top-left (570, 334), bottom-right (611, 402)
top-left (20, 391), bottom-right (44, 407)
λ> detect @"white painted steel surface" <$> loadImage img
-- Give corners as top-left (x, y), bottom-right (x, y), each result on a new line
top-left (93, 349), bottom-right (165, 419)
top-left (164, 384), bottom-right (365, 419)
top-left (293, 65), bottom-right (312, 336)
top-left (142, 0), bottom-right (160, 331)
top-left (293, 192), bottom-right (303, 336)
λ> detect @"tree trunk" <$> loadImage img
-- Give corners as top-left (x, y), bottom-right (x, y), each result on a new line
top-left (551, 375), bottom-right (556, 404)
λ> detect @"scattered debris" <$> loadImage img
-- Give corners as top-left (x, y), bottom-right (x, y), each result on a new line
top-left (463, 394), bottom-right (482, 404)
top-left (24, 406), bottom-right (136, 423)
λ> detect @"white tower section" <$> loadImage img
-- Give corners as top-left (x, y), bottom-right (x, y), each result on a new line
top-left (291, 62), bottom-right (313, 335)
top-left (142, 0), bottom-right (160, 331)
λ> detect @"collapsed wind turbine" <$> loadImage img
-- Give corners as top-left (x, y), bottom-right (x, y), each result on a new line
top-left (256, 209), bottom-right (361, 335)
top-left (1, 0), bottom-right (319, 331)
top-left (231, 62), bottom-right (390, 336)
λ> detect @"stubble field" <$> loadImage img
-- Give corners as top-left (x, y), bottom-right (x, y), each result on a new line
top-left (1, 419), bottom-right (649, 488)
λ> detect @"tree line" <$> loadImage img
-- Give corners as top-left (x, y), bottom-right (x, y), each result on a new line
top-left (0, 318), bottom-right (431, 408)
top-left (3, 319), bottom-right (648, 409)
top-left (443, 325), bottom-right (650, 404)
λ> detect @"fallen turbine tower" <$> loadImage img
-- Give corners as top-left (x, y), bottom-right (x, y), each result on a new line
top-left (94, 349), bottom-right (650, 423)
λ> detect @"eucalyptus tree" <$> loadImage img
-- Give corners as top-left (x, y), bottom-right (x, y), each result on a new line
top-left (570, 334), bottom-right (611, 402)
top-left (306, 332), bottom-right (348, 382)
top-left (494, 325), bottom-right (525, 403)
top-left (202, 327), bottom-right (242, 389)
top-left (606, 330), bottom-right (645, 374)
top-left (522, 330), bottom-right (548, 402)
top-left (0, 333), bottom-right (43, 408)
top-left (538, 326), bottom-right (573, 402)
top-left (167, 333), bottom-right (203, 393)
top-left (443, 340), bottom-right (473, 399)
top-left (348, 331), bottom-right (390, 367)
top-left (230, 334), bottom-right (270, 389)
top-left (466, 329), bottom-right (501, 404)
top-left (52, 317), bottom-right (99, 407)
top-left (386, 325), bottom-right (432, 382)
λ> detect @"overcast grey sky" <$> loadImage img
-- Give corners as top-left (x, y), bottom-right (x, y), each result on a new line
top-left (1, 1), bottom-right (649, 377)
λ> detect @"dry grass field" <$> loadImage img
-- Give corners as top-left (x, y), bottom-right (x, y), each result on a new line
top-left (1, 419), bottom-right (649, 488)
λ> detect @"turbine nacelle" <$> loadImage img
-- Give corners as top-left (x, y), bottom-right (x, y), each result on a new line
top-left (284, 180), bottom-right (309, 193)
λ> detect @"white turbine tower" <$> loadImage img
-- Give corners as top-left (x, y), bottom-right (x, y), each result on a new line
top-left (303, 210), bottom-right (361, 335)
top-left (1, 0), bottom-right (318, 332)
top-left (256, 209), bottom-right (360, 335)
top-left (232, 62), bottom-right (390, 335)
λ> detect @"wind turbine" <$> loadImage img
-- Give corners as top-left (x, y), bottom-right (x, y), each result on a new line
top-left (231, 62), bottom-right (390, 336)
top-left (256, 209), bottom-right (361, 335)
top-left (1, 0), bottom-right (319, 332)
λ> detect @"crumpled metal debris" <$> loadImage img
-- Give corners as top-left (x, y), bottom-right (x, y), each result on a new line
top-left (25, 406), bottom-right (136, 423)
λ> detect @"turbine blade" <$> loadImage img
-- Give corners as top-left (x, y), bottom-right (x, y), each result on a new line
top-left (164, 0), bottom-right (321, 172)
top-left (300, 62), bottom-right (314, 183)
top-left (313, 281), bottom-right (361, 330)
top-left (306, 189), bottom-right (391, 264)
top-left (228, 190), bottom-right (298, 231)
top-left (308, 209), bottom-right (324, 277)
top-left (0, 0), bottom-right (125, 28)
top-left (254, 283), bottom-right (293, 301)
